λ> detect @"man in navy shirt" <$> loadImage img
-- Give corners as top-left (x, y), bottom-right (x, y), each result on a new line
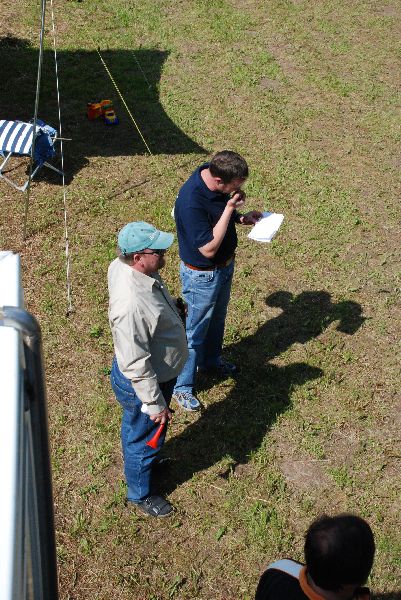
top-left (172, 150), bottom-right (262, 410)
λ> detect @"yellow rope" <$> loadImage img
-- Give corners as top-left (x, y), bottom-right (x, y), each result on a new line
top-left (96, 47), bottom-right (154, 157)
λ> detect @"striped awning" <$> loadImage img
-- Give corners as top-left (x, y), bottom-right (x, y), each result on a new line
top-left (0, 120), bottom-right (41, 156)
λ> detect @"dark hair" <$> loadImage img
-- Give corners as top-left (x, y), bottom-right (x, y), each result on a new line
top-left (304, 514), bottom-right (375, 591)
top-left (117, 246), bottom-right (136, 263)
top-left (209, 150), bottom-right (249, 183)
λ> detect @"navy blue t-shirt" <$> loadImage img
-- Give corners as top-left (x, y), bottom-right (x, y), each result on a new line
top-left (255, 569), bottom-right (308, 600)
top-left (255, 568), bottom-right (371, 600)
top-left (174, 163), bottom-right (239, 268)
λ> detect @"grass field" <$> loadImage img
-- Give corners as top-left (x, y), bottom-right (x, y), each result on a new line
top-left (0, 0), bottom-right (400, 598)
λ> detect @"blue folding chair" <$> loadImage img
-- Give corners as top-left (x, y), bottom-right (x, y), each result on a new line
top-left (0, 119), bottom-right (63, 192)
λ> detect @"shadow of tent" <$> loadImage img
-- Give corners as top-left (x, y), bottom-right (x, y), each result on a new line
top-left (0, 36), bottom-right (206, 183)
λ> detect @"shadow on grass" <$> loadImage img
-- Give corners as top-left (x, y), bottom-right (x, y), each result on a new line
top-left (162, 290), bottom-right (364, 494)
top-left (373, 595), bottom-right (401, 600)
top-left (0, 36), bottom-right (206, 183)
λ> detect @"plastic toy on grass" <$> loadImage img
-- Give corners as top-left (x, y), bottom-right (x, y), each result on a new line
top-left (87, 99), bottom-right (119, 125)
top-left (100, 99), bottom-right (113, 115)
top-left (104, 109), bottom-right (119, 126)
top-left (86, 102), bottom-right (102, 120)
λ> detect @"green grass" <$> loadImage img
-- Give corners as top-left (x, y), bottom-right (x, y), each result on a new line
top-left (0, 0), bottom-right (400, 598)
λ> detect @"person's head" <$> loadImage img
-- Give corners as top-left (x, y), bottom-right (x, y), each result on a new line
top-left (305, 514), bottom-right (375, 599)
top-left (117, 221), bottom-right (174, 274)
top-left (209, 150), bottom-right (248, 193)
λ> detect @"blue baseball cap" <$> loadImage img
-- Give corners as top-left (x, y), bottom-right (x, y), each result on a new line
top-left (117, 221), bottom-right (174, 254)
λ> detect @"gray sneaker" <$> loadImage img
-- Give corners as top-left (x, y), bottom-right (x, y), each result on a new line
top-left (173, 391), bottom-right (201, 411)
top-left (136, 495), bottom-right (174, 518)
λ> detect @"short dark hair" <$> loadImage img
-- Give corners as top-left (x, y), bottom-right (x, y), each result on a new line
top-left (304, 514), bottom-right (375, 591)
top-left (209, 150), bottom-right (249, 183)
top-left (117, 246), bottom-right (135, 263)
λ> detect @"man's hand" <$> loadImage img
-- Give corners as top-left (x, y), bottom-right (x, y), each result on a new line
top-left (227, 190), bottom-right (246, 210)
top-left (239, 210), bottom-right (263, 225)
top-left (149, 407), bottom-right (173, 424)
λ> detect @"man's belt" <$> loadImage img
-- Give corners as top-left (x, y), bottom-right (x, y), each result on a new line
top-left (184, 255), bottom-right (234, 271)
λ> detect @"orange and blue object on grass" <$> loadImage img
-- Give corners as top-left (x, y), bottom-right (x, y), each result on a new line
top-left (86, 102), bottom-right (102, 120)
top-left (87, 99), bottom-right (119, 125)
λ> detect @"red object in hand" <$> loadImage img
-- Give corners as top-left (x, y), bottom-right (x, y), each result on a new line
top-left (146, 422), bottom-right (165, 449)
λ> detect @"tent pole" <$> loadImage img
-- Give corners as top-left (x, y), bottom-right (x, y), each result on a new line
top-left (23, 0), bottom-right (47, 240)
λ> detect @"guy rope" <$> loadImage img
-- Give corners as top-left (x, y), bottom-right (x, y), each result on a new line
top-left (92, 43), bottom-right (179, 201)
top-left (49, 0), bottom-right (73, 314)
top-left (23, 0), bottom-right (73, 314)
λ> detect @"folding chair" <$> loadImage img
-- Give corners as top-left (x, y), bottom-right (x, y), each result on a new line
top-left (0, 118), bottom-right (63, 192)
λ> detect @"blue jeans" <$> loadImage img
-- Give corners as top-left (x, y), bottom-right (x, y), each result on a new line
top-left (173, 260), bottom-right (234, 394)
top-left (110, 358), bottom-right (176, 503)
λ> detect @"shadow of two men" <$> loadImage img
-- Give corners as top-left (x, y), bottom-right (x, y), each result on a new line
top-left (162, 290), bottom-right (365, 495)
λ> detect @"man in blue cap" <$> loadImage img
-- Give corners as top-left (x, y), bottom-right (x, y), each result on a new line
top-left (108, 221), bottom-right (188, 517)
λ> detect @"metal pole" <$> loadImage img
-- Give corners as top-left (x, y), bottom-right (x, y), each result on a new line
top-left (23, 0), bottom-right (47, 240)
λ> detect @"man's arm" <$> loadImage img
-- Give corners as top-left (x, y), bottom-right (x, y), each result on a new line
top-left (199, 191), bottom-right (246, 258)
top-left (111, 305), bottom-right (168, 416)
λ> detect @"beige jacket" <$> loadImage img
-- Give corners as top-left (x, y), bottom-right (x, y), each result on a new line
top-left (108, 259), bottom-right (188, 414)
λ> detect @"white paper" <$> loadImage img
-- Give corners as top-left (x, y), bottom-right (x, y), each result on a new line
top-left (248, 212), bottom-right (284, 243)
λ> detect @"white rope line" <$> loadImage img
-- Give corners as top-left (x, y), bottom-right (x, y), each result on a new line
top-left (50, 0), bottom-right (73, 315)
top-left (130, 49), bottom-right (152, 90)
top-left (24, 0), bottom-right (47, 240)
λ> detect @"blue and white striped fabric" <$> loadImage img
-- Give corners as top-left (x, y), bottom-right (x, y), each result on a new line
top-left (0, 120), bottom-right (38, 155)
top-left (0, 120), bottom-right (57, 164)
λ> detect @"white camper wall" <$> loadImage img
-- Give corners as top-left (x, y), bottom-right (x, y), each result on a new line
top-left (0, 252), bottom-right (25, 600)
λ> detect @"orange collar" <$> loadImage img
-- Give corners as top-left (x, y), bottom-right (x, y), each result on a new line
top-left (299, 569), bottom-right (371, 600)
top-left (299, 567), bottom-right (326, 600)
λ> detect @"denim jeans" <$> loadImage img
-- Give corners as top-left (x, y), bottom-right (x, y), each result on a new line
top-left (110, 358), bottom-right (176, 503)
top-left (173, 259), bottom-right (234, 394)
